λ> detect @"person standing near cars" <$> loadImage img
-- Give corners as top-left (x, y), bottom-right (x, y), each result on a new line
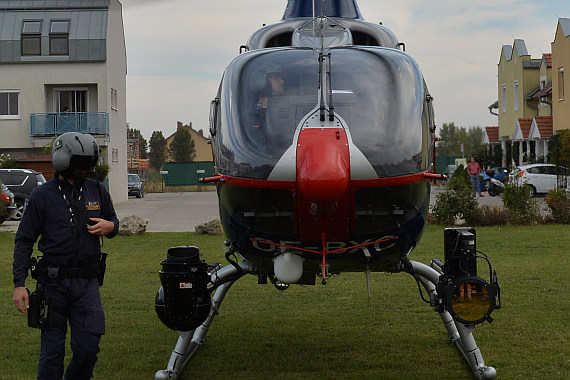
top-left (467, 156), bottom-right (484, 197)
top-left (12, 132), bottom-right (119, 380)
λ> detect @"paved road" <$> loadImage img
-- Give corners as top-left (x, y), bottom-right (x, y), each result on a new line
top-left (114, 191), bottom-right (219, 232)
top-left (0, 191), bottom-right (220, 233)
top-left (1, 187), bottom-right (545, 233)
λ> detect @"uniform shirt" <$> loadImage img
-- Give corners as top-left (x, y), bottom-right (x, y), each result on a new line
top-left (13, 175), bottom-right (119, 288)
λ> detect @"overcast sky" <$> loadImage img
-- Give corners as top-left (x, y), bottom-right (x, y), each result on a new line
top-left (120, 0), bottom-right (570, 140)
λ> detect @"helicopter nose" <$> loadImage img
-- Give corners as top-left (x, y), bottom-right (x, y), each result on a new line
top-left (296, 128), bottom-right (350, 204)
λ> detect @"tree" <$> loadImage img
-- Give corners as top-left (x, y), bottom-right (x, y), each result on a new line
top-left (149, 131), bottom-right (168, 170)
top-left (548, 129), bottom-right (570, 168)
top-left (437, 122), bottom-right (462, 156)
top-left (437, 123), bottom-right (484, 159)
top-left (128, 127), bottom-right (148, 159)
top-left (465, 126), bottom-right (483, 157)
top-left (169, 127), bottom-right (196, 162)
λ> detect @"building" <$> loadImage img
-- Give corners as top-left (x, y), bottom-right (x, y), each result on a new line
top-left (165, 122), bottom-right (212, 162)
top-left (0, 0), bottom-right (127, 202)
top-left (489, 33), bottom-right (569, 167)
top-left (481, 126), bottom-right (500, 147)
top-left (536, 53), bottom-right (553, 117)
top-left (528, 116), bottom-right (553, 161)
top-left (552, 18), bottom-right (570, 132)
top-left (497, 40), bottom-right (541, 164)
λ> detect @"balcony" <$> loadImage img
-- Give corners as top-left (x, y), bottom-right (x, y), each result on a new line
top-left (30, 112), bottom-right (109, 139)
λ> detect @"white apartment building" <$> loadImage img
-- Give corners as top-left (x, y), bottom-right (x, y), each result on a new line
top-left (0, 0), bottom-right (127, 202)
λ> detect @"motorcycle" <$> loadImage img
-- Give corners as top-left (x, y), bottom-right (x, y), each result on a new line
top-left (484, 173), bottom-right (505, 197)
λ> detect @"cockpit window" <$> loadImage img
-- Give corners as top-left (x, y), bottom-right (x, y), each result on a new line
top-left (214, 47), bottom-right (426, 179)
top-left (217, 49), bottom-right (319, 178)
top-left (329, 48), bottom-right (424, 177)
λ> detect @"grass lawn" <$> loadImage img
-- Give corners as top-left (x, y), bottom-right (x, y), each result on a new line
top-left (1, 224), bottom-right (569, 379)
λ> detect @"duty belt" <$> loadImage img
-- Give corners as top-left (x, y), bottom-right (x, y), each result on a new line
top-left (31, 257), bottom-right (100, 282)
top-left (50, 263), bottom-right (100, 279)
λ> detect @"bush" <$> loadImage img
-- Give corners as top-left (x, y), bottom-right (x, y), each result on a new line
top-left (91, 163), bottom-right (110, 182)
top-left (431, 166), bottom-right (478, 225)
top-left (448, 164), bottom-right (471, 192)
top-left (0, 154), bottom-right (22, 169)
top-left (502, 180), bottom-right (542, 224)
top-left (0, 204), bottom-right (6, 224)
top-left (544, 188), bottom-right (570, 224)
top-left (465, 205), bottom-right (512, 226)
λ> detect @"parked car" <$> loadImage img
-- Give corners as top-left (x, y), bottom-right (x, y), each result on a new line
top-left (1, 183), bottom-right (17, 224)
top-left (128, 173), bottom-right (144, 198)
top-left (442, 164), bottom-right (457, 179)
top-left (440, 164), bottom-right (457, 186)
top-left (509, 164), bottom-right (569, 197)
top-left (0, 168), bottom-right (46, 220)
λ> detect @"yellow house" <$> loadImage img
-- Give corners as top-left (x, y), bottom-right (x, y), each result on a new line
top-left (551, 18), bottom-right (570, 132)
top-left (165, 122), bottom-right (212, 162)
top-left (527, 54), bottom-right (553, 117)
top-left (497, 40), bottom-right (542, 140)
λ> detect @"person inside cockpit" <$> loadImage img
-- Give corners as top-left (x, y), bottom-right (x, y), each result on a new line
top-left (247, 63), bottom-right (285, 129)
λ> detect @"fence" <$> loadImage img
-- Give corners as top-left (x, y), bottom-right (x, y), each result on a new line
top-left (162, 161), bottom-right (215, 186)
top-left (30, 112), bottom-right (109, 137)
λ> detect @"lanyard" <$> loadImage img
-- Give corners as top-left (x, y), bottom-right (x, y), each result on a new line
top-left (58, 184), bottom-right (83, 225)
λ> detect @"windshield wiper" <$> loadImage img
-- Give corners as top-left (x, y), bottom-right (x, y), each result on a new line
top-left (318, 52), bottom-right (335, 122)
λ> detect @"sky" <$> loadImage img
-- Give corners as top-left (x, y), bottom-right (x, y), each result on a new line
top-left (120, 0), bottom-right (570, 141)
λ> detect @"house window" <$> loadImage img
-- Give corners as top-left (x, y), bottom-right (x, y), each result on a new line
top-left (559, 68), bottom-right (565, 101)
top-left (513, 81), bottom-right (519, 111)
top-left (50, 20), bottom-right (70, 55)
top-left (111, 88), bottom-right (118, 111)
top-left (21, 20), bottom-right (42, 56)
top-left (540, 77), bottom-right (547, 108)
top-left (0, 90), bottom-right (20, 119)
top-left (112, 148), bottom-right (119, 162)
top-left (54, 89), bottom-right (87, 112)
top-left (501, 84), bottom-right (507, 113)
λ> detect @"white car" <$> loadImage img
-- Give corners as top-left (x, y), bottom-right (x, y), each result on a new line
top-left (510, 164), bottom-right (569, 197)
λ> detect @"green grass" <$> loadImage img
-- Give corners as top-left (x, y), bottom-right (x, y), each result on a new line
top-left (1, 225), bottom-right (569, 379)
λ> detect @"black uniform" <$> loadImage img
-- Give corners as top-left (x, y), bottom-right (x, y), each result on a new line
top-left (13, 175), bottom-right (119, 380)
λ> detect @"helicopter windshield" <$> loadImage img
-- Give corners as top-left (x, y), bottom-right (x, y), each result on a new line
top-left (282, 0), bottom-right (362, 20)
top-left (214, 47), bottom-right (426, 179)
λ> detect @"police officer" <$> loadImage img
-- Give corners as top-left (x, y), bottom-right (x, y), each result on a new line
top-left (12, 132), bottom-right (119, 380)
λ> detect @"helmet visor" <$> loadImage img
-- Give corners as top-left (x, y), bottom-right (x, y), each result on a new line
top-left (70, 155), bottom-right (96, 171)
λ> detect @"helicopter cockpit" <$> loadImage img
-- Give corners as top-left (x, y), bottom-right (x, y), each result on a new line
top-left (211, 46), bottom-right (432, 180)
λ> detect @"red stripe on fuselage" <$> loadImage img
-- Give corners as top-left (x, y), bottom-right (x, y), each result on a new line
top-left (212, 171), bottom-right (434, 189)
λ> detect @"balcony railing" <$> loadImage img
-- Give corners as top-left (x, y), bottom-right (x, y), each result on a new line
top-left (30, 112), bottom-right (109, 138)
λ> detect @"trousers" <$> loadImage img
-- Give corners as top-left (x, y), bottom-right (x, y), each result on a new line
top-left (470, 174), bottom-right (482, 196)
top-left (38, 277), bottom-right (105, 380)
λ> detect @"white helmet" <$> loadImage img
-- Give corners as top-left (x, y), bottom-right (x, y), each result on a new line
top-left (249, 62), bottom-right (283, 93)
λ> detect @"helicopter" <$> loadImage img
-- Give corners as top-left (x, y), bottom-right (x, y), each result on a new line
top-left (154, 1), bottom-right (501, 379)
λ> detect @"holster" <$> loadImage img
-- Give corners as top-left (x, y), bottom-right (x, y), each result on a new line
top-left (27, 284), bottom-right (51, 329)
top-left (98, 252), bottom-right (108, 286)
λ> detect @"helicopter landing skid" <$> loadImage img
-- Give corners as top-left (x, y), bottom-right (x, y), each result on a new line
top-left (156, 259), bottom-right (496, 380)
top-left (155, 261), bottom-right (256, 380)
top-left (405, 260), bottom-right (497, 380)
